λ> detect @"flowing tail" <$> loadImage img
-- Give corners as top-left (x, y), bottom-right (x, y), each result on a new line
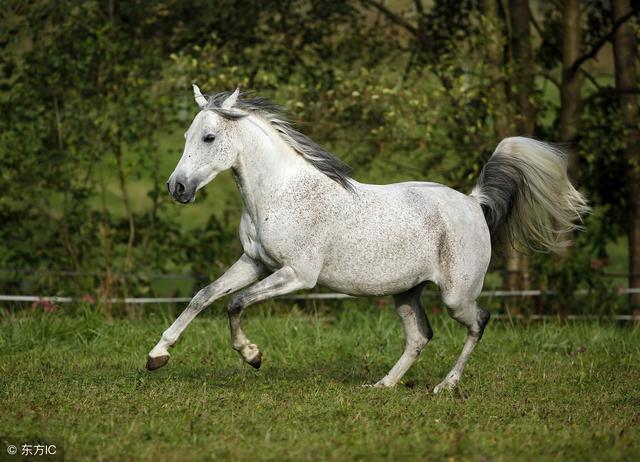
top-left (470, 137), bottom-right (591, 252)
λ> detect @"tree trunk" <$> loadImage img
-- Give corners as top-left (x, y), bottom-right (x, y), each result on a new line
top-left (555, 0), bottom-right (582, 271)
top-left (115, 138), bottom-right (136, 276)
top-left (612, 0), bottom-right (640, 309)
top-left (485, 0), bottom-right (513, 139)
top-left (486, 0), bottom-right (529, 302)
top-left (505, 0), bottom-right (534, 298)
top-left (508, 0), bottom-right (536, 136)
top-left (559, 0), bottom-right (581, 180)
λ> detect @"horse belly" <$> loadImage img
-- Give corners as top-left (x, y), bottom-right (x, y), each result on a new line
top-left (317, 220), bottom-right (442, 296)
top-left (318, 266), bottom-right (433, 296)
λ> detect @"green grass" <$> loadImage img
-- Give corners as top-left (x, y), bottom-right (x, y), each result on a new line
top-left (1, 305), bottom-right (639, 461)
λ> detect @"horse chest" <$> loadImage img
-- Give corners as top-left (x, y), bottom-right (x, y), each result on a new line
top-left (239, 213), bottom-right (281, 269)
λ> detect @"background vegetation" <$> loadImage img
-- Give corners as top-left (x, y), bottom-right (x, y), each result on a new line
top-left (1, 0), bottom-right (639, 315)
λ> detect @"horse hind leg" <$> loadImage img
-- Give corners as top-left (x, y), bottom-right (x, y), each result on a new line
top-left (433, 289), bottom-right (490, 394)
top-left (374, 283), bottom-right (433, 387)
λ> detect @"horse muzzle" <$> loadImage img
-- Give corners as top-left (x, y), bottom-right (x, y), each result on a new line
top-left (167, 175), bottom-right (197, 204)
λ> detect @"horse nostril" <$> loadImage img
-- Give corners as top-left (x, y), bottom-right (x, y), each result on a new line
top-left (166, 181), bottom-right (171, 194)
top-left (176, 182), bottom-right (186, 195)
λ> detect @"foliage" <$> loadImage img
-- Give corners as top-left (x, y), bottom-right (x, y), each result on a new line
top-left (0, 0), bottom-right (637, 312)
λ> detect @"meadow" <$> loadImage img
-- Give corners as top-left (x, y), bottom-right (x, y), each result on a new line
top-left (1, 303), bottom-right (638, 461)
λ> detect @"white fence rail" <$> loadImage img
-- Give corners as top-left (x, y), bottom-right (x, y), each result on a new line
top-left (1, 287), bottom-right (639, 304)
top-left (2, 291), bottom-right (639, 321)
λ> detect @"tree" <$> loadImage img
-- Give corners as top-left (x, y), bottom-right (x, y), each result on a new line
top-left (508, 0), bottom-right (536, 136)
top-left (559, 0), bottom-right (581, 179)
top-left (504, 0), bottom-right (535, 296)
top-left (612, 0), bottom-right (640, 308)
top-left (484, 0), bottom-right (515, 140)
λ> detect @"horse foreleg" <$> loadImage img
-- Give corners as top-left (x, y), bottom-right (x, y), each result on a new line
top-left (146, 254), bottom-right (266, 370)
top-left (227, 265), bottom-right (316, 368)
top-left (374, 284), bottom-right (433, 387)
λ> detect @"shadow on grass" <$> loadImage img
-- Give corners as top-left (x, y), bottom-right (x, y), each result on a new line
top-left (135, 354), bottom-right (450, 392)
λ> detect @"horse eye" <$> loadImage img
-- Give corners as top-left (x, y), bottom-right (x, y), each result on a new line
top-left (203, 134), bottom-right (216, 143)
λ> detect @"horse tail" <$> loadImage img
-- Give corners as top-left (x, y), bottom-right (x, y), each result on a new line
top-left (470, 137), bottom-right (590, 253)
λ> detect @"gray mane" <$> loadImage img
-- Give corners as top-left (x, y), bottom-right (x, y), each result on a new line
top-left (204, 91), bottom-right (353, 191)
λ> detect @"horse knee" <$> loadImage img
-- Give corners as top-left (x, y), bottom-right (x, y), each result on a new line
top-left (227, 295), bottom-right (246, 316)
top-left (189, 289), bottom-right (209, 311)
top-left (408, 323), bottom-right (432, 353)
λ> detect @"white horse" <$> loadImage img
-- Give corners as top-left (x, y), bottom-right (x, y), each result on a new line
top-left (147, 86), bottom-right (589, 392)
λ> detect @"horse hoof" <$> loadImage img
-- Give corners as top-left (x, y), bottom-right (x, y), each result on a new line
top-left (247, 352), bottom-right (262, 369)
top-left (373, 379), bottom-right (395, 388)
top-left (146, 354), bottom-right (170, 371)
top-left (433, 380), bottom-right (455, 394)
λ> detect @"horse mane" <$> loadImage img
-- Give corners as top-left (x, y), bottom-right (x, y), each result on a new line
top-left (204, 91), bottom-right (354, 191)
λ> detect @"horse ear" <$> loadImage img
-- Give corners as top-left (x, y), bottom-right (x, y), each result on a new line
top-left (221, 88), bottom-right (240, 109)
top-left (193, 84), bottom-right (208, 109)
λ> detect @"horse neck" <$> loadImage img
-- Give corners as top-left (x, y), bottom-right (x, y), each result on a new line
top-left (232, 116), bottom-right (317, 218)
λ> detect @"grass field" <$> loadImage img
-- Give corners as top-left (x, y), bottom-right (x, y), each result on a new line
top-left (1, 304), bottom-right (639, 461)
